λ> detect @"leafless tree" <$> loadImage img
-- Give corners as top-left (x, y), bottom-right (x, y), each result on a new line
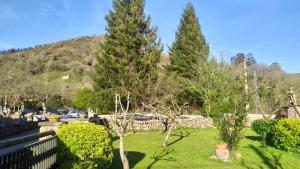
top-left (145, 101), bottom-right (188, 147)
top-left (107, 92), bottom-right (137, 169)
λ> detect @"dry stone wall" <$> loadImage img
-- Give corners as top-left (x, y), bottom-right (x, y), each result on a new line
top-left (100, 115), bottom-right (214, 131)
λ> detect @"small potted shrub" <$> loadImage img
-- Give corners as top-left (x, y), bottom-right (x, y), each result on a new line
top-left (47, 114), bottom-right (61, 122)
top-left (216, 143), bottom-right (228, 150)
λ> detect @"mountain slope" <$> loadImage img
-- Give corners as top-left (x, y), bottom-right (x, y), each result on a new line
top-left (0, 36), bottom-right (104, 99)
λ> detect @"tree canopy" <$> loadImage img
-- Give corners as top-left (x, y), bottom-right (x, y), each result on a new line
top-left (93, 0), bottom-right (162, 113)
top-left (167, 3), bottom-right (209, 79)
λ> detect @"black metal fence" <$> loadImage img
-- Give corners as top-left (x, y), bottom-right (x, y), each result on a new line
top-left (0, 130), bottom-right (57, 169)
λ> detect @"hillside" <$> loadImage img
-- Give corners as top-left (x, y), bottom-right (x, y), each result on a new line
top-left (0, 36), bottom-right (104, 99)
top-left (0, 35), bottom-right (299, 111)
top-left (0, 35), bottom-right (169, 103)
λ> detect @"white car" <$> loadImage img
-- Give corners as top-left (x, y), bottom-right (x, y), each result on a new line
top-left (67, 111), bottom-right (80, 118)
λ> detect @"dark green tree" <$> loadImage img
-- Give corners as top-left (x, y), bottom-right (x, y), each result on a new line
top-left (167, 3), bottom-right (209, 79)
top-left (94, 0), bottom-right (162, 113)
top-left (230, 53), bottom-right (257, 65)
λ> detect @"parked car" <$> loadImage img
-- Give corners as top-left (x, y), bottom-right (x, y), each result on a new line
top-left (57, 109), bottom-right (68, 115)
top-left (67, 110), bottom-right (87, 118)
top-left (68, 110), bottom-right (82, 118)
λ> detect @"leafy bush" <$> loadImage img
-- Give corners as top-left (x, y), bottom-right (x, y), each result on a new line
top-left (216, 74), bottom-right (251, 151)
top-left (251, 119), bottom-right (277, 139)
top-left (47, 94), bottom-right (65, 109)
top-left (56, 122), bottom-right (113, 169)
top-left (272, 119), bottom-right (300, 152)
top-left (73, 89), bottom-right (93, 109)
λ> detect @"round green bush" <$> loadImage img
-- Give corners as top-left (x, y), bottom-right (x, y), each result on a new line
top-left (251, 119), bottom-right (277, 139)
top-left (56, 122), bottom-right (113, 169)
top-left (272, 119), bottom-right (300, 152)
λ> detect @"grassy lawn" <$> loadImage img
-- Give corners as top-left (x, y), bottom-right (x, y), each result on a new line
top-left (110, 128), bottom-right (300, 169)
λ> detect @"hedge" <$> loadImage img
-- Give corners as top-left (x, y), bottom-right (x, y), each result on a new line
top-left (56, 122), bottom-right (113, 169)
top-left (272, 119), bottom-right (300, 152)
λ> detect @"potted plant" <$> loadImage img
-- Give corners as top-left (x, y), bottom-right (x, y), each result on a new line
top-left (216, 143), bottom-right (228, 150)
top-left (47, 114), bottom-right (61, 122)
top-left (215, 143), bottom-right (230, 160)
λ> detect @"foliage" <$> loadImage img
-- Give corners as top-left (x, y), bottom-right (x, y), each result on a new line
top-left (251, 119), bottom-right (277, 145)
top-left (185, 60), bottom-right (225, 119)
top-left (167, 3), bottom-right (209, 79)
top-left (272, 119), bottom-right (300, 152)
top-left (46, 94), bottom-right (65, 109)
top-left (230, 53), bottom-right (256, 65)
top-left (94, 0), bottom-right (162, 113)
top-left (73, 88), bottom-right (93, 109)
top-left (251, 119), bottom-right (277, 138)
top-left (166, 3), bottom-right (209, 110)
top-left (56, 122), bottom-right (113, 169)
top-left (217, 71), bottom-right (251, 150)
top-left (187, 61), bottom-right (252, 150)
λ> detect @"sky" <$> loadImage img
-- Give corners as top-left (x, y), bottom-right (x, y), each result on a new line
top-left (0, 0), bottom-right (300, 73)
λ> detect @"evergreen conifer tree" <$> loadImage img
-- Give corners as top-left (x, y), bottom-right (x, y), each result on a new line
top-left (94, 0), bottom-right (162, 113)
top-left (168, 3), bottom-right (209, 79)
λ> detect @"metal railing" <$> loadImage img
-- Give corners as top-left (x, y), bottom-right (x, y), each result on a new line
top-left (0, 130), bottom-right (57, 169)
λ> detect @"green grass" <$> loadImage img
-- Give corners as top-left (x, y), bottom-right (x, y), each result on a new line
top-left (110, 128), bottom-right (300, 169)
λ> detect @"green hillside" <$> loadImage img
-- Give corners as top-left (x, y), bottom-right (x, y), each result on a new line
top-left (0, 36), bottom-right (104, 100)
top-left (0, 35), bottom-right (299, 111)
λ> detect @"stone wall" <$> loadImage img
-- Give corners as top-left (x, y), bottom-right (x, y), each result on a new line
top-left (0, 118), bottom-right (38, 139)
top-left (101, 115), bottom-right (214, 131)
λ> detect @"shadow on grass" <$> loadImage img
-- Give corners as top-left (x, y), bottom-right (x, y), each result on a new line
top-left (111, 135), bottom-right (120, 142)
top-left (110, 149), bottom-right (145, 169)
top-left (245, 135), bottom-right (262, 142)
top-left (241, 144), bottom-right (283, 169)
top-left (167, 130), bottom-right (191, 146)
top-left (147, 147), bottom-right (176, 169)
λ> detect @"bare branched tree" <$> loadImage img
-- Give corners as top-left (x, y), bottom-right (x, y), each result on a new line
top-left (145, 101), bottom-right (188, 147)
top-left (107, 92), bottom-right (137, 169)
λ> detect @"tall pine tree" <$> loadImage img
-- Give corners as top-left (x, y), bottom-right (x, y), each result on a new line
top-left (94, 0), bottom-right (162, 113)
top-left (168, 3), bottom-right (209, 79)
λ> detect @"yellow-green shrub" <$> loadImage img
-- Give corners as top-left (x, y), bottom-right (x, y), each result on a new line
top-left (56, 122), bottom-right (113, 169)
top-left (272, 119), bottom-right (300, 152)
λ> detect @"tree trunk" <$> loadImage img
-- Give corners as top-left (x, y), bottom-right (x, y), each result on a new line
top-left (13, 101), bottom-right (16, 112)
top-left (21, 101), bottom-right (25, 113)
top-left (119, 136), bottom-right (130, 169)
top-left (42, 101), bottom-right (47, 115)
top-left (163, 122), bottom-right (175, 147)
top-left (3, 96), bottom-right (7, 114)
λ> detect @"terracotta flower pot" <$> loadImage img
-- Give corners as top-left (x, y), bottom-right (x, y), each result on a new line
top-left (47, 115), bottom-right (61, 122)
top-left (216, 143), bottom-right (228, 150)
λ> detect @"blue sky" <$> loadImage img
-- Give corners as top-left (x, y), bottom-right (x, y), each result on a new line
top-left (0, 0), bottom-right (300, 73)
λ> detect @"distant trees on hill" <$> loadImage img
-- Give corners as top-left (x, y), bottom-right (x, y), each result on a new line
top-left (230, 53), bottom-right (257, 65)
top-left (0, 35), bottom-right (98, 55)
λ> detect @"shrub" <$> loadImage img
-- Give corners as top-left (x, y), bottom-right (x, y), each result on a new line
top-left (73, 89), bottom-right (93, 109)
top-left (272, 119), bottom-right (300, 152)
top-left (251, 119), bottom-right (277, 138)
top-left (47, 94), bottom-right (65, 109)
top-left (56, 122), bottom-right (113, 169)
top-left (251, 119), bottom-right (277, 146)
